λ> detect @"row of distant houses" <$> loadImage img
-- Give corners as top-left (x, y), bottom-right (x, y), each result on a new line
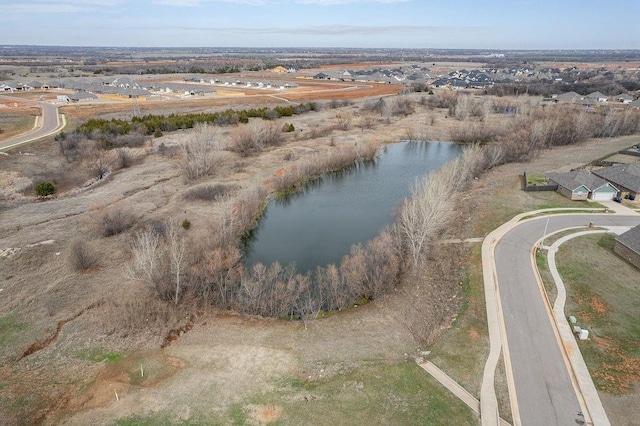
top-left (0, 74), bottom-right (300, 99)
top-left (192, 77), bottom-right (298, 90)
top-left (546, 91), bottom-right (640, 107)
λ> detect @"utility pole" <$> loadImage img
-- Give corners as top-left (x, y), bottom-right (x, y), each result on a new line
top-left (131, 85), bottom-right (140, 117)
top-left (540, 215), bottom-right (550, 249)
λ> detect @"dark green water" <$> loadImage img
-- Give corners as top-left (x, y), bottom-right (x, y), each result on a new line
top-left (244, 141), bottom-right (462, 273)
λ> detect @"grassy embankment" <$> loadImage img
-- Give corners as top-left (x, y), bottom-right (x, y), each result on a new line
top-left (543, 234), bottom-right (640, 394)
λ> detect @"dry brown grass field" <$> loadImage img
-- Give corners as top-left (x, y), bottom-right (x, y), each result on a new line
top-left (1, 83), bottom-right (639, 424)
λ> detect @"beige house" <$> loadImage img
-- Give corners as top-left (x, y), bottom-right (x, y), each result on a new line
top-left (546, 170), bottom-right (619, 201)
top-left (614, 225), bottom-right (640, 270)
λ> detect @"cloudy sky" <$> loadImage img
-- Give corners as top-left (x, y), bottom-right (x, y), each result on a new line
top-left (2, 0), bottom-right (639, 49)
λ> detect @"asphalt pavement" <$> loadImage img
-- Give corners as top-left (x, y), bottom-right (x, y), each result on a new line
top-left (493, 213), bottom-right (640, 426)
top-left (0, 95), bottom-right (64, 150)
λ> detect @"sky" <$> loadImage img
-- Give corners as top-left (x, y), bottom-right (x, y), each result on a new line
top-left (1, 0), bottom-right (639, 49)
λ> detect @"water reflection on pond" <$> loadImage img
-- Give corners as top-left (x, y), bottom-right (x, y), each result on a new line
top-left (243, 141), bottom-right (462, 273)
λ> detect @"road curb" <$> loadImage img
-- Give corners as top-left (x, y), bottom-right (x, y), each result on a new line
top-left (543, 229), bottom-right (615, 426)
top-left (480, 207), bottom-right (608, 426)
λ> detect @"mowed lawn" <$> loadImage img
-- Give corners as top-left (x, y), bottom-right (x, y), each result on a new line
top-left (556, 233), bottom-right (640, 394)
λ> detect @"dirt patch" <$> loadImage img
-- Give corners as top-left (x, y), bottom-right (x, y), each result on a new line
top-left (249, 404), bottom-right (284, 424)
top-left (591, 295), bottom-right (609, 316)
top-left (62, 352), bottom-right (187, 415)
top-left (591, 335), bottom-right (640, 393)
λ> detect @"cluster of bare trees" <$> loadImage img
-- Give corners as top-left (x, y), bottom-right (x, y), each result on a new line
top-left (128, 142), bottom-right (490, 322)
top-left (128, 220), bottom-right (187, 305)
top-left (598, 107), bottom-right (640, 138)
top-left (449, 95), bottom-right (493, 122)
top-left (445, 102), bottom-right (640, 165)
top-left (182, 124), bottom-right (224, 180)
top-left (56, 129), bottom-right (146, 181)
top-left (227, 122), bottom-right (284, 157)
top-left (271, 141), bottom-right (380, 193)
top-left (397, 145), bottom-right (485, 267)
top-left (234, 229), bottom-right (401, 322)
top-left (130, 223), bottom-right (402, 323)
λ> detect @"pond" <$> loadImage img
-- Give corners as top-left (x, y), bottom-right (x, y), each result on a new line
top-left (243, 141), bottom-right (462, 273)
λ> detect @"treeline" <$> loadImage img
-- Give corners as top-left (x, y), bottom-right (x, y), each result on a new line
top-left (73, 102), bottom-right (318, 138)
top-left (448, 104), bottom-right (640, 152)
top-left (487, 80), bottom-right (640, 97)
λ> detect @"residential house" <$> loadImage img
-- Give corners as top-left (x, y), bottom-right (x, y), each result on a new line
top-left (593, 163), bottom-right (640, 197)
top-left (546, 170), bottom-right (619, 201)
top-left (615, 94), bottom-right (634, 104)
top-left (555, 91), bottom-right (583, 103)
top-left (613, 225), bottom-right (640, 270)
top-left (70, 91), bottom-right (98, 102)
top-left (313, 72), bottom-right (329, 80)
top-left (585, 91), bottom-right (608, 103)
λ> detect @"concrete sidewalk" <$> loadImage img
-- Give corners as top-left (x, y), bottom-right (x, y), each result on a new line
top-left (544, 226), bottom-right (637, 426)
top-left (418, 361), bottom-right (511, 426)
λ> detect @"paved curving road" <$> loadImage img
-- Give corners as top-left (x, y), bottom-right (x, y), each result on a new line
top-left (0, 94), bottom-right (63, 151)
top-left (495, 213), bottom-right (640, 426)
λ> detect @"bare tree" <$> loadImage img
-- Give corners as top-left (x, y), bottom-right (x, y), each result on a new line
top-left (182, 124), bottom-right (221, 180)
top-left (68, 238), bottom-right (99, 271)
top-left (453, 94), bottom-right (471, 121)
top-left (113, 148), bottom-right (133, 169)
top-left (166, 221), bottom-right (186, 305)
top-left (228, 126), bottom-right (260, 157)
top-left (253, 121), bottom-right (284, 147)
top-left (358, 114), bottom-right (377, 130)
top-left (87, 149), bottom-right (110, 180)
top-left (96, 204), bottom-right (136, 237)
top-left (398, 172), bottom-right (454, 268)
top-left (128, 229), bottom-right (163, 292)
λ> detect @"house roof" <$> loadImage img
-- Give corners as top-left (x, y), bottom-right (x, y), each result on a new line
top-left (585, 91), bottom-right (607, 99)
top-left (616, 224), bottom-right (640, 254)
top-left (70, 91), bottom-right (98, 101)
top-left (592, 163), bottom-right (640, 192)
top-left (556, 91), bottom-right (582, 102)
top-left (546, 169), bottom-right (613, 192)
top-left (615, 94), bottom-right (634, 101)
